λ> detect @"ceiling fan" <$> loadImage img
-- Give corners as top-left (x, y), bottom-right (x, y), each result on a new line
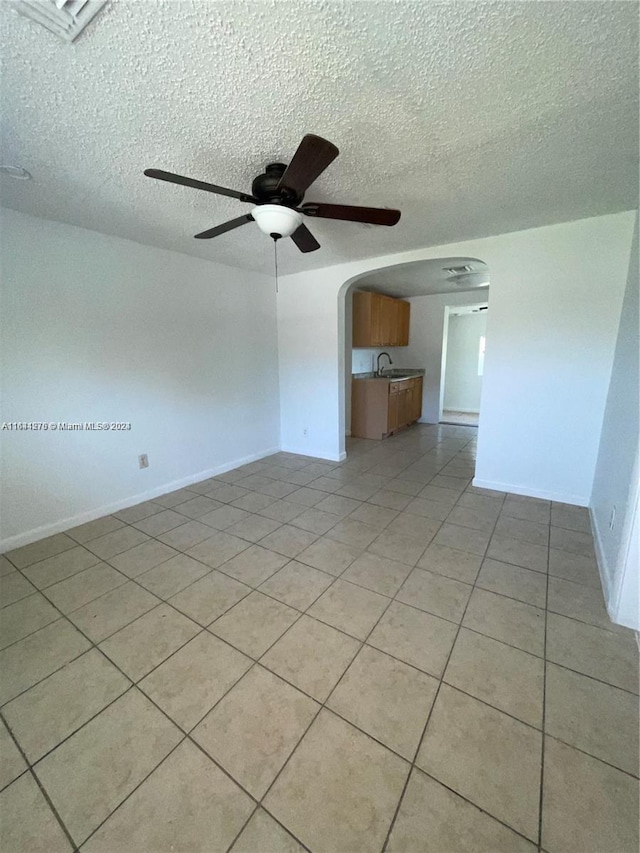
top-left (144, 134), bottom-right (401, 253)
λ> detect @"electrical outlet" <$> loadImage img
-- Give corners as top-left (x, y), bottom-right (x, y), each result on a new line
top-left (609, 506), bottom-right (616, 530)
top-left (138, 454), bottom-right (149, 469)
top-left (303, 428), bottom-right (308, 437)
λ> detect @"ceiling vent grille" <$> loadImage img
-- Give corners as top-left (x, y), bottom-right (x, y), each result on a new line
top-left (11, 0), bottom-right (108, 42)
top-left (443, 265), bottom-right (473, 275)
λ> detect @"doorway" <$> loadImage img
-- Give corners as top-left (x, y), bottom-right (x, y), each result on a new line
top-left (439, 303), bottom-right (488, 426)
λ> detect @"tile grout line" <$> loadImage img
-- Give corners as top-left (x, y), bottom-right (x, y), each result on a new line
top-left (6, 501), bottom-right (379, 851)
top-left (380, 473), bottom-right (509, 851)
top-left (6, 554), bottom-right (637, 785)
top-left (2, 431), bottom-right (629, 851)
top-left (141, 538), bottom-right (372, 853)
top-left (2, 455), bottom-right (630, 700)
top-left (245, 435), bottom-right (508, 849)
top-left (537, 522), bottom-right (551, 849)
top-left (103, 508), bottom-right (628, 667)
top-left (2, 573), bottom-right (262, 850)
top-left (1, 713), bottom-right (81, 852)
top-left (243, 535), bottom-right (417, 851)
top-left (1, 429), bottom-right (462, 567)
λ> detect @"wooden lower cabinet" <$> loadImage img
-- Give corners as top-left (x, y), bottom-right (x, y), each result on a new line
top-left (352, 376), bottom-right (423, 440)
top-left (387, 391), bottom-right (400, 433)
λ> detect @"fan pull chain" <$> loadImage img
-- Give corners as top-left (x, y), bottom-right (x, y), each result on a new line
top-left (273, 235), bottom-right (279, 294)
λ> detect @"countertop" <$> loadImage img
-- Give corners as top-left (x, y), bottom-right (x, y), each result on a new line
top-left (352, 369), bottom-right (425, 381)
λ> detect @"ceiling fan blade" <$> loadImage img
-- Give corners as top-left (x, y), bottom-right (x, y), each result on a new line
top-left (290, 224), bottom-right (320, 253)
top-left (145, 169), bottom-right (256, 203)
top-left (194, 214), bottom-right (254, 240)
top-left (301, 203), bottom-right (401, 226)
top-left (277, 135), bottom-right (339, 196)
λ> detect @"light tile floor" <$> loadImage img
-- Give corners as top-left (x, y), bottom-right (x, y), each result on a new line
top-left (1, 424), bottom-right (638, 852)
top-left (440, 410), bottom-right (479, 426)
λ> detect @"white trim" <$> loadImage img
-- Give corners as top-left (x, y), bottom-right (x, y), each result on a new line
top-left (1, 446), bottom-right (279, 553)
top-left (590, 505), bottom-right (614, 613)
top-left (589, 451), bottom-right (640, 631)
top-left (607, 471), bottom-right (639, 630)
top-left (438, 305), bottom-right (451, 422)
top-left (472, 477), bottom-right (589, 507)
top-left (442, 407), bottom-right (480, 414)
top-left (591, 499), bottom-right (640, 631)
top-left (282, 446), bottom-right (347, 463)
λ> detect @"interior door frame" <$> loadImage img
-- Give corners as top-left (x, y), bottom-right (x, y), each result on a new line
top-left (438, 301), bottom-right (488, 422)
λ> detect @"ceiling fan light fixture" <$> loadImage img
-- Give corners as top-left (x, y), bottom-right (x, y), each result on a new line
top-left (252, 204), bottom-right (302, 238)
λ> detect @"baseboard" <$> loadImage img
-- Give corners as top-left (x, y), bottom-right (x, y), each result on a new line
top-left (472, 477), bottom-right (589, 507)
top-left (281, 445), bottom-right (346, 463)
top-left (442, 407), bottom-right (480, 414)
top-left (1, 446), bottom-right (280, 553)
top-left (590, 506), bottom-right (640, 630)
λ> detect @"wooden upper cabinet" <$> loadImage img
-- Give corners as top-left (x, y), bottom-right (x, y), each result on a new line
top-left (352, 291), bottom-right (375, 347)
top-left (398, 299), bottom-right (410, 346)
top-left (385, 296), bottom-right (400, 346)
top-left (352, 291), bottom-right (410, 347)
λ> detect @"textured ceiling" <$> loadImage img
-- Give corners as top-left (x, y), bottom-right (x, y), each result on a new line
top-left (1, 0), bottom-right (637, 275)
top-left (356, 257), bottom-right (489, 298)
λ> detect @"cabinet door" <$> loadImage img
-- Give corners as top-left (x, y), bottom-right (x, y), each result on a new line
top-left (389, 299), bottom-right (402, 346)
top-left (385, 296), bottom-right (409, 346)
top-left (376, 294), bottom-right (392, 346)
top-left (412, 378), bottom-right (423, 421)
top-left (398, 388), bottom-right (410, 428)
top-left (398, 300), bottom-right (410, 345)
top-left (371, 294), bottom-right (387, 346)
top-left (409, 384), bottom-right (418, 423)
top-left (353, 291), bottom-right (373, 347)
top-left (406, 383), bottom-right (415, 422)
top-left (387, 391), bottom-right (400, 433)
top-left (353, 291), bottom-right (410, 348)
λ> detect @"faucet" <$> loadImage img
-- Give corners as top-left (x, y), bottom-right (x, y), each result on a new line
top-left (377, 352), bottom-right (393, 376)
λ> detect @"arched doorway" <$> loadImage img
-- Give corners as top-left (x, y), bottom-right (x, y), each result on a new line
top-left (338, 257), bottom-right (490, 455)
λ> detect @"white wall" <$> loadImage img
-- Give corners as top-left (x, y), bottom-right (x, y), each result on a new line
top-left (443, 312), bottom-right (487, 412)
top-left (351, 347), bottom-right (405, 375)
top-left (1, 209), bottom-right (280, 550)
top-left (590, 215), bottom-right (639, 629)
top-left (277, 211), bottom-right (636, 505)
top-left (473, 214), bottom-right (634, 504)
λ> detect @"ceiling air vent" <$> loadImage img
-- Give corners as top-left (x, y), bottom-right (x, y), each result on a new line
top-left (11, 0), bottom-right (108, 42)
top-left (443, 265), bottom-right (473, 275)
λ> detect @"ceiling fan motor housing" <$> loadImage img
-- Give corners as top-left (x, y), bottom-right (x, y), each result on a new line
top-left (251, 163), bottom-right (302, 206)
